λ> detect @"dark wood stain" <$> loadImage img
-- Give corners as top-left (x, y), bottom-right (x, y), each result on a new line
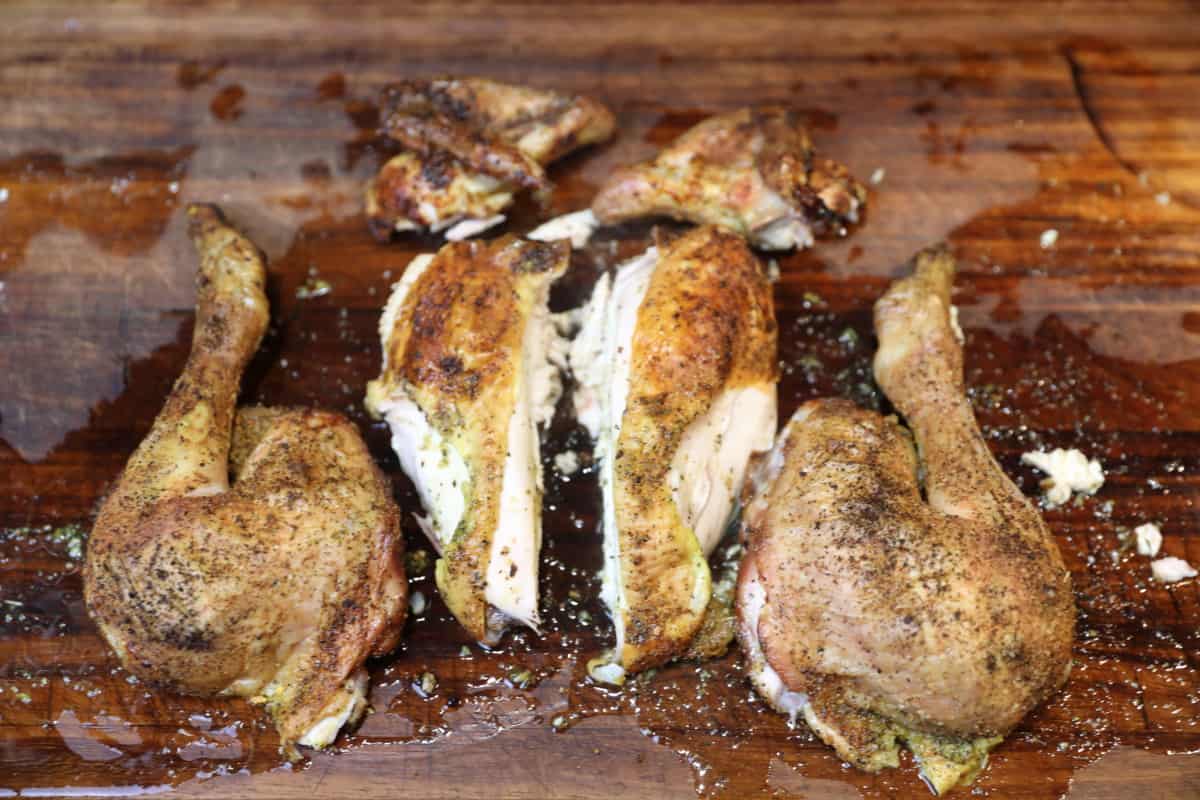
top-left (209, 85), bottom-right (247, 122)
top-left (1, 2), bottom-right (1198, 798)
top-left (316, 72), bottom-right (347, 101)
top-left (177, 59), bottom-right (227, 91)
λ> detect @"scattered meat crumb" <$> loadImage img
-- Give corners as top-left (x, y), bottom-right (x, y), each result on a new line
top-left (1151, 556), bottom-right (1196, 584)
top-left (1020, 448), bottom-right (1104, 507)
top-left (587, 657), bottom-right (625, 686)
top-left (1134, 523), bottom-right (1162, 557)
top-left (554, 450), bottom-right (580, 476)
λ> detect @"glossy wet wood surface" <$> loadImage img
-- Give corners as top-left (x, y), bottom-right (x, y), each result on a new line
top-left (2, 2), bottom-right (1199, 798)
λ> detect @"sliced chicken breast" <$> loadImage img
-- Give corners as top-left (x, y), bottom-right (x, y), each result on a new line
top-left (366, 236), bottom-right (571, 644)
top-left (570, 225), bottom-right (778, 680)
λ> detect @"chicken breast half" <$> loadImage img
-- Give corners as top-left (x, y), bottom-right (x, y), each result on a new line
top-left (367, 77), bottom-right (616, 241)
top-left (592, 108), bottom-right (865, 250)
top-left (570, 225), bottom-right (778, 681)
top-left (366, 235), bottom-right (571, 644)
top-left (736, 248), bottom-right (1074, 794)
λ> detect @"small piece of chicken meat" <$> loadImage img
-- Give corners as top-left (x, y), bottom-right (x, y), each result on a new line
top-left (367, 77), bottom-right (616, 241)
top-left (365, 235), bottom-right (570, 644)
top-left (571, 225), bottom-right (778, 682)
top-left (84, 205), bottom-right (407, 757)
top-left (737, 247), bottom-right (1074, 794)
top-left (592, 108), bottom-right (865, 251)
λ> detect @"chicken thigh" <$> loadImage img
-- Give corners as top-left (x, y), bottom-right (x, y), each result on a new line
top-left (84, 205), bottom-right (408, 756)
top-left (367, 77), bottom-right (615, 241)
top-left (571, 226), bottom-right (778, 681)
top-left (366, 235), bottom-right (570, 644)
top-left (592, 108), bottom-right (865, 250)
top-left (737, 247), bottom-right (1074, 793)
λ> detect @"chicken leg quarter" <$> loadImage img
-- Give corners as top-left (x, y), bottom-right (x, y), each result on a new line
top-left (84, 205), bottom-right (407, 756)
top-left (737, 247), bottom-right (1074, 793)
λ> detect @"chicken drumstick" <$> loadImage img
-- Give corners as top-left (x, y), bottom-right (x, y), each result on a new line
top-left (84, 205), bottom-right (407, 756)
top-left (737, 247), bottom-right (1074, 793)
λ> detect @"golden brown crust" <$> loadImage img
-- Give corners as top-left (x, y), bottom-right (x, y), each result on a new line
top-left (371, 77), bottom-right (616, 237)
top-left (84, 205), bottom-right (407, 755)
top-left (365, 152), bottom-right (513, 241)
top-left (383, 77), bottom-right (616, 170)
top-left (371, 236), bottom-right (569, 642)
top-left (749, 398), bottom-right (1073, 737)
top-left (737, 248), bottom-right (1074, 771)
top-left (615, 225), bottom-right (777, 671)
top-left (681, 590), bottom-right (738, 662)
top-left (382, 78), bottom-right (549, 194)
top-left (592, 108), bottom-right (865, 243)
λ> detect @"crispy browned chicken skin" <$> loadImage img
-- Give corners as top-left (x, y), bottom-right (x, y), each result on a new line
top-left (84, 205), bottom-right (407, 756)
top-left (737, 248), bottom-right (1074, 792)
top-left (366, 236), bottom-right (570, 644)
top-left (592, 108), bottom-right (865, 250)
top-left (367, 77), bottom-right (615, 241)
top-left (571, 226), bottom-right (778, 680)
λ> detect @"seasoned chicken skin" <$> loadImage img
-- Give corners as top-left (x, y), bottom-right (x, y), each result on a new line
top-left (366, 236), bottom-right (570, 644)
top-left (737, 248), bottom-right (1074, 793)
top-left (592, 108), bottom-right (865, 250)
top-left (367, 77), bottom-right (615, 241)
top-left (84, 205), bottom-right (407, 756)
top-left (571, 226), bottom-right (778, 680)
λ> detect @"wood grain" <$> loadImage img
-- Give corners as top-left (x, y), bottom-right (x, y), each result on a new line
top-left (1, 2), bottom-right (1199, 798)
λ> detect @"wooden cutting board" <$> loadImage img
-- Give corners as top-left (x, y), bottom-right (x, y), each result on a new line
top-left (2, 2), bottom-right (1198, 797)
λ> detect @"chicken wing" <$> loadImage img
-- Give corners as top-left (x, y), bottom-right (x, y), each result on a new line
top-left (736, 248), bottom-right (1074, 793)
top-left (84, 205), bottom-right (407, 756)
top-left (570, 225), bottom-right (778, 681)
top-left (592, 108), bottom-right (865, 250)
top-left (365, 235), bottom-right (570, 644)
top-left (367, 77), bottom-right (615, 241)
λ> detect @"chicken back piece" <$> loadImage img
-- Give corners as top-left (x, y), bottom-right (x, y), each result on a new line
top-left (737, 247), bottom-right (1074, 794)
top-left (84, 205), bottom-right (407, 757)
top-left (570, 226), bottom-right (779, 682)
top-left (366, 236), bottom-right (571, 645)
top-left (367, 77), bottom-right (615, 242)
top-left (592, 108), bottom-right (866, 251)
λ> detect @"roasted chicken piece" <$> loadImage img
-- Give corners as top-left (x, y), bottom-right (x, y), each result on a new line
top-left (367, 77), bottom-right (616, 241)
top-left (570, 225), bottom-right (778, 682)
top-left (365, 236), bottom-right (570, 644)
top-left (592, 108), bottom-right (865, 250)
top-left (737, 248), bottom-right (1074, 793)
top-left (84, 205), bottom-right (407, 756)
